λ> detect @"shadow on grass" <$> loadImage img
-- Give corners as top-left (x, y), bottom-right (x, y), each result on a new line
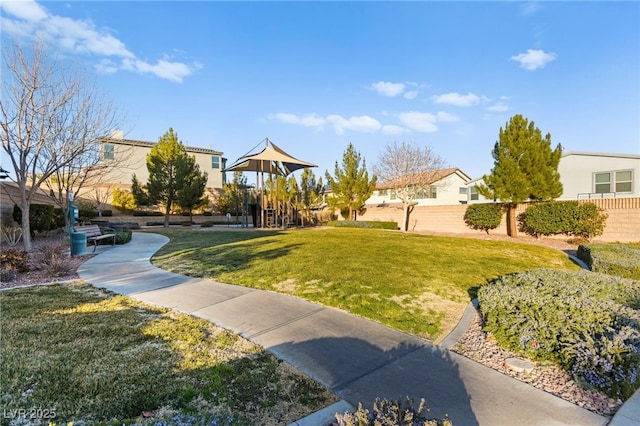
top-left (0, 284), bottom-right (334, 425)
top-left (269, 337), bottom-right (479, 425)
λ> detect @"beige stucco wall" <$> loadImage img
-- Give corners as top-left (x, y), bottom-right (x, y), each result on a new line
top-left (359, 197), bottom-right (640, 243)
top-left (99, 140), bottom-right (225, 190)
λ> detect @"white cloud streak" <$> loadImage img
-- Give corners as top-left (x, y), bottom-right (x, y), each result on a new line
top-left (398, 112), bottom-right (438, 133)
top-left (0, 0), bottom-right (197, 83)
top-left (432, 92), bottom-right (481, 107)
top-left (510, 49), bottom-right (557, 70)
top-left (371, 81), bottom-right (405, 97)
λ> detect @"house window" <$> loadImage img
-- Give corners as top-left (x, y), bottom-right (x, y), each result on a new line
top-left (594, 170), bottom-right (633, 194)
top-left (212, 156), bottom-right (220, 169)
top-left (103, 144), bottom-right (114, 160)
top-left (594, 172), bottom-right (611, 193)
top-left (459, 187), bottom-right (468, 195)
top-left (390, 190), bottom-right (397, 200)
top-left (378, 189), bottom-right (388, 196)
top-left (469, 186), bottom-right (479, 201)
top-left (615, 170), bottom-right (633, 193)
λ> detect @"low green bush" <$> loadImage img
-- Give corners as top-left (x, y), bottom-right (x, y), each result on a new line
top-left (520, 201), bottom-right (607, 240)
top-left (327, 220), bottom-right (398, 230)
top-left (478, 268), bottom-right (640, 399)
top-left (133, 211), bottom-right (164, 217)
top-left (577, 243), bottom-right (640, 280)
top-left (464, 204), bottom-right (502, 234)
top-left (333, 398), bottom-right (452, 426)
top-left (13, 204), bottom-right (59, 234)
top-left (102, 210), bottom-right (113, 217)
top-left (114, 230), bottom-right (132, 245)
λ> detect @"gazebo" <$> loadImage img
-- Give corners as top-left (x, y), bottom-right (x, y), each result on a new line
top-left (223, 138), bottom-right (317, 228)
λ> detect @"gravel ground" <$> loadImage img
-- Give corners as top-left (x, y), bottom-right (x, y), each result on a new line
top-left (2, 231), bottom-right (621, 418)
top-left (452, 309), bottom-right (623, 418)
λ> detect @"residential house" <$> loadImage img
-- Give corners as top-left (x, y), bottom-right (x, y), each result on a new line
top-left (558, 151), bottom-right (639, 200)
top-left (98, 131), bottom-right (226, 192)
top-left (466, 151), bottom-right (640, 203)
top-left (366, 168), bottom-right (472, 207)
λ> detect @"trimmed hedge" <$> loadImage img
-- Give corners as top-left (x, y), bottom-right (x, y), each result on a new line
top-left (133, 211), bottom-right (164, 217)
top-left (577, 243), bottom-right (640, 280)
top-left (520, 201), bottom-right (607, 240)
top-left (478, 268), bottom-right (640, 399)
top-left (327, 220), bottom-right (398, 230)
top-left (464, 203), bottom-right (502, 234)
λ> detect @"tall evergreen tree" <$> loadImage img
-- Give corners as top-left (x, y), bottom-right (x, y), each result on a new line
top-left (146, 128), bottom-right (194, 227)
top-left (131, 174), bottom-right (149, 206)
top-left (176, 156), bottom-right (208, 223)
top-left (325, 143), bottom-right (377, 220)
top-left (477, 114), bottom-right (563, 237)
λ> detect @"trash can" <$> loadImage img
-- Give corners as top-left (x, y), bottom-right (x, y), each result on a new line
top-left (70, 232), bottom-right (86, 256)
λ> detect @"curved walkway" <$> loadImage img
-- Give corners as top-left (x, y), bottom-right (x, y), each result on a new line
top-left (78, 232), bottom-right (611, 426)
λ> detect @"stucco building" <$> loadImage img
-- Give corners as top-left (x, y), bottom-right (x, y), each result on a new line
top-left (98, 132), bottom-right (226, 191)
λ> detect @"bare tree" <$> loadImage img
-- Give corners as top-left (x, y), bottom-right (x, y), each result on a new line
top-left (374, 141), bottom-right (447, 232)
top-left (0, 37), bottom-right (124, 251)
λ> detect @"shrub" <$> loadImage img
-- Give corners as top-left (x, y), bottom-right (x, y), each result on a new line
top-left (1, 226), bottom-right (23, 247)
top-left (102, 209), bottom-right (113, 217)
top-left (464, 204), bottom-right (502, 234)
top-left (333, 398), bottom-right (453, 426)
top-left (203, 211), bottom-right (213, 216)
top-left (327, 220), bottom-right (398, 230)
top-left (0, 248), bottom-right (29, 273)
top-left (115, 229), bottom-right (132, 245)
top-left (134, 211), bottom-right (164, 217)
top-left (577, 243), bottom-right (640, 280)
top-left (478, 268), bottom-right (640, 399)
top-left (13, 204), bottom-right (58, 234)
top-left (34, 241), bottom-right (72, 277)
top-left (520, 201), bottom-right (607, 240)
top-left (0, 269), bottom-right (16, 282)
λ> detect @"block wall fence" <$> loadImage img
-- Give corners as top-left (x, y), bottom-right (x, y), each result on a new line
top-left (358, 198), bottom-right (640, 243)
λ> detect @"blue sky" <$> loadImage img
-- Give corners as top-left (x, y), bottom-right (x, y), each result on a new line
top-left (2, 1), bottom-right (639, 182)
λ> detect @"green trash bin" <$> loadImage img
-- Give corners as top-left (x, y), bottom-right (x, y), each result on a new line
top-left (70, 232), bottom-right (86, 256)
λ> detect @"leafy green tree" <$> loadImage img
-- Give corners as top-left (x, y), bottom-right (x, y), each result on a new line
top-left (131, 174), bottom-right (150, 206)
top-left (295, 168), bottom-right (324, 226)
top-left (111, 188), bottom-right (136, 212)
top-left (176, 158), bottom-right (208, 223)
top-left (477, 114), bottom-right (562, 237)
top-left (146, 128), bottom-right (197, 227)
top-left (217, 172), bottom-right (246, 216)
top-left (325, 143), bottom-right (377, 220)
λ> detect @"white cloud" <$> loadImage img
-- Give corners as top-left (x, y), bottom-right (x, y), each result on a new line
top-left (327, 115), bottom-right (382, 134)
top-left (398, 112), bottom-right (438, 133)
top-left (510, 49), bottom-right (557, 70)
top-left (403, 91), bottom-right (418, 100)
top-left (0, 0), bottom-right (197, 83)
top-left (486, 102), bottom-right (509, 112)
top-left (432, 92), bottom-right (481, 107)
top-left (1, 0), bottom-right (47, 21)
top-left (267, 113), bottom-right (326, 129)
top-left (370, 81), bottom-right (405, 97)
top-left (382, 125), bottom-right (407, 136)
top-left (436, 111), bottom-right (460, 122)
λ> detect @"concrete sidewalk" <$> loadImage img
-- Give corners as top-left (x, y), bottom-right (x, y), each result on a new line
top-left (78, 232), bottom-right (611, 426)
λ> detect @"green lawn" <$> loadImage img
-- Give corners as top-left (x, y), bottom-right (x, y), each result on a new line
top-left (0, 283), bottom-right (337, 425)
top-left (150, 227), bottom-right (581, 340)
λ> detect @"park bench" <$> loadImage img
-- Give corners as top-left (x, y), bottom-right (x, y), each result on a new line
top-left (73, 224), bottom-right (117, 252)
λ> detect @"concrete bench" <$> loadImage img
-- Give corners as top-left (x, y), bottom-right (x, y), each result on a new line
top-left (73, 224), bottom-right (117, 252)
